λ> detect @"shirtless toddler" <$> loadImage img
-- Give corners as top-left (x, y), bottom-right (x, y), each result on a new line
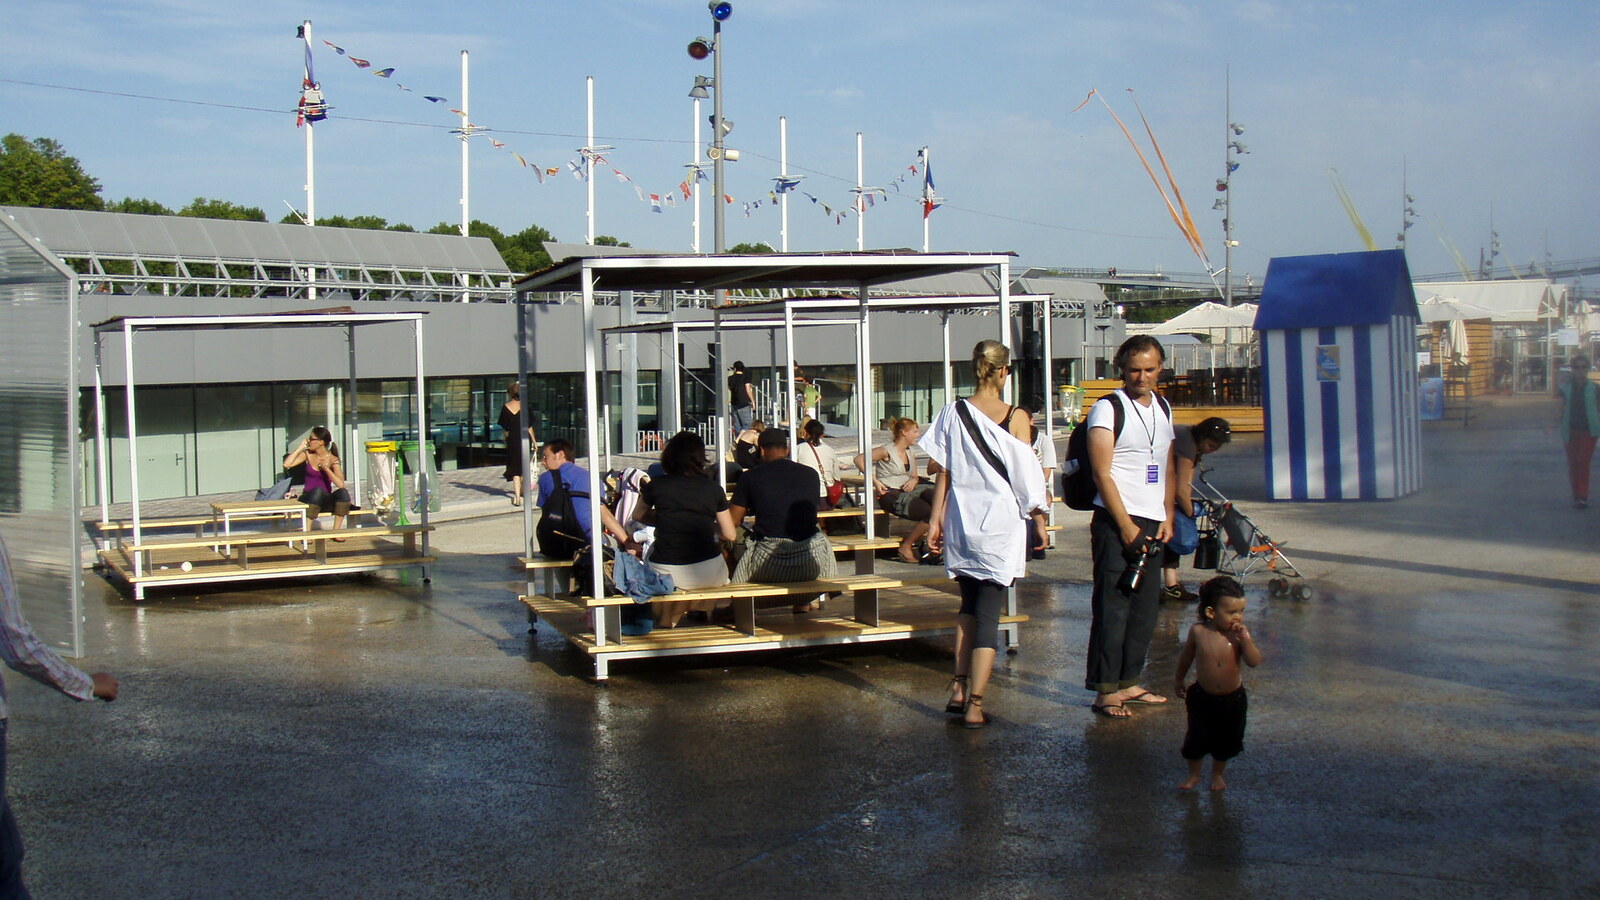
top-left (1173, 576), bottom-right (1263, 791)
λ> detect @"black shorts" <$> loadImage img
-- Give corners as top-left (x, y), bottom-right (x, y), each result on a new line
top-left (1180, 684), bottom-right (1248, 761)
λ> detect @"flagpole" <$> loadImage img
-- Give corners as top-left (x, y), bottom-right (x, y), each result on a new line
top-left (302, 20), bottom-right (317, 301)
top-left (586, 75), bottom-right (596, 245)
top-left (779, 116), bottom-right (790, 252)
top-left (692, 98), bottom-right (702, 253)
top-left (460, 50), bottom-right (470, 237)
top-left (855, 133), bottom-right (866, 251)
top-left (921, 146), bottom-right (931, 253)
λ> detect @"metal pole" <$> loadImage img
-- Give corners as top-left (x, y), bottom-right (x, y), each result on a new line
top-left (414, 320), bottom-right (430, 554)
top-left (692, 98), bottom-right (702, 252)
top-left (941, 311), bottom-right (953, 411)
top-left (712, 19), bottom-right (725, 253)
top-left (999, 261), bottom-right (1013, 403)
top-left (857, 286), bottom-right (874, 541)
top-left (460, 50), bottom-right (470, 237)
top-left (784, 305), bottom-right (797, 440)
top-left (303, 20), bottom-right (317, 300)
top-left (586, 76), bottom-right (596, 245)
top-left (779, 116), bottom-right (790, 252)
top-left (1223, 66), bottom-right (1233, 307)
top-left (93, 334), bottom-right (109, 525)
top-left (714, 308), bottom-right (728, 494)
top-left (517, 300), bottom-right (534, 555)
top-left (582, 264), bottom-right (605, 606)
top-left (855, 132), bottom-right (865, 252)
top-left (346, 325), bottom-right (361, 506)
top-left (922, 145), bottom-right (931, 253)
top-left (122, 322), bottom-right (141, 569)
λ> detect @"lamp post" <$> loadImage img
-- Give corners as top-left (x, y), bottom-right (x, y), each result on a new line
top-left (688, 2), bottom-right (734, 254)
top-left (1216, 69), bottom-right (1246, 306)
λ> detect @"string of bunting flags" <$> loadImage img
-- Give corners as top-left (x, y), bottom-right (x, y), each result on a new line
top-left (299, 33), bottom-right (945, 229)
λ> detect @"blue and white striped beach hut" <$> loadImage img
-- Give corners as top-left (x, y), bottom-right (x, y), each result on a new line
top-left (1254, 249), bottom-right (1421, 501)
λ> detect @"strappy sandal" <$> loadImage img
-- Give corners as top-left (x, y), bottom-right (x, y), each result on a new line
top-left (962, 694), bottom-right (991, 730)
top-left (945, 675), bottom-right (968, 715)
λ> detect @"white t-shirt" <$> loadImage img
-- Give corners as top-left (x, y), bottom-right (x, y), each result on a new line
top-left (1032, 429), bottom-right (1059, 471)
top-left (1086, 390), bottom-right (1174, 522)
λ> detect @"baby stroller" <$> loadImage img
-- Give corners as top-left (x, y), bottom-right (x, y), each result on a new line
top-left (1192, 468), bottom-right (1312, 600)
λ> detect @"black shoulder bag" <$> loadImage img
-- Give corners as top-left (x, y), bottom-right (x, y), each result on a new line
top-left (954, 400), bottom-right (1010, 485)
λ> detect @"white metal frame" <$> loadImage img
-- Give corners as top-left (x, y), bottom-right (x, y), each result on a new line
top-left (91, 312), bottom-right (431, 596)
top-left (514, 253), bottom-right (1069, 673)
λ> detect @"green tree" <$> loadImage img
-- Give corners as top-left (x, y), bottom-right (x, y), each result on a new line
top-left (288, 213), bottom-right (416, 231)
top-left (107, 197), bottom-right (175, 216)
top-left (594, 235), bottom-right (630, 247)
top-left (727, 242), bottom-right (775, 254)
top-left (0, 134), bottom-right (103, 210)
top-left (179, 197), bottom-right (266, 222)
top-left (427, 219), bottom-right (557, 275)
top-left (504, 223), bottom-right (556, 273)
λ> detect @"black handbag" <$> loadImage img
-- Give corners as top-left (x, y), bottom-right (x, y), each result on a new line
top-left (1193, 527), bottom-right (1222, 570)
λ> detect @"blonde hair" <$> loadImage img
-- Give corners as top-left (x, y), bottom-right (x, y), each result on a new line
top-left (507, 381), bottom-right (521, 401)
top-left (972, 339), bottom-right (1011, 389)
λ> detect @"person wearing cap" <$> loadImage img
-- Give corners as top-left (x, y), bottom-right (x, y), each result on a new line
top-left (1162, 417), bottom-right (1232, 602)
top-left (1555, 355), bottom-right (1599, 509)
top-left (728, 428), bottom-right (838, 612)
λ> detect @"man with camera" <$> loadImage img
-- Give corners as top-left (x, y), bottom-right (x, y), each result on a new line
top-left (1085, 336), bottom-right (1177, 719)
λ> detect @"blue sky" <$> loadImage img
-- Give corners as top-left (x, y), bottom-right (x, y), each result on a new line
top-left (5, 0), bottom-right (1597, 281)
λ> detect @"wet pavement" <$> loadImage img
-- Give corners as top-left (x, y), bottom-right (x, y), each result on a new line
top-left (12, 396), bottom-right (1598, 898)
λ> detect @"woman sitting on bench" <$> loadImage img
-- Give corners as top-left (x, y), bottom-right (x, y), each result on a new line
top-left (855, 417), bottom-right (938, 565)
top-left (626, 431), bottom-right (738, 628)
top-left (284, 426), bottom-right (352, 538)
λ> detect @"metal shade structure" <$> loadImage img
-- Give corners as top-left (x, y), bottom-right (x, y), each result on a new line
top-left (90, 310), bottom-right (432, 585)
top-left (514, 250), bottom-right (1039, 642)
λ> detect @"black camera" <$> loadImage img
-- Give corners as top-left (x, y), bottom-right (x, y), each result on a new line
top-left (1117, 538), bottom-right (1165, 594)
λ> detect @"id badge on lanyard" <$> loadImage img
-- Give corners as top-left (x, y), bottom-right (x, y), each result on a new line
top-left (1146, 463), bottom-right (1160, 484)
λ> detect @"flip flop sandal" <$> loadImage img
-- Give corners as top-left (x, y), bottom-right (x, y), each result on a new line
top-left (1091, 703), bottom-right (1132, 719)
top-left (1123, 690), bottom-right (1168, 705)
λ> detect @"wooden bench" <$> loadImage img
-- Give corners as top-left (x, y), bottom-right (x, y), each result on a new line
top-left (521, 572), bottom-right (1027, 680)
top-left (1072, 381), bottom-right (1264, 434)
top-left (520, 532), bottom-right (904, 601)
top-left (99, 524), bottom-right (434, 600)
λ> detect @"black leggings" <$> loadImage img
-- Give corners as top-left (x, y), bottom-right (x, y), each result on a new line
top-left (957, 575), bottom-right (1008, 650)
top-left (301, 487), bottom-right (352, 517)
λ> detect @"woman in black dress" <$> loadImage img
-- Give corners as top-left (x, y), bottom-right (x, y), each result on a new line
top-left (499, 381), bottom-right (537, 506)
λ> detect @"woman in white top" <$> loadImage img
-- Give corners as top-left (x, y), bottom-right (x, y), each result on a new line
top-left (924, 340), bottom-right (1049, 729)
top-left (796, 419), bottom-right (841, 509)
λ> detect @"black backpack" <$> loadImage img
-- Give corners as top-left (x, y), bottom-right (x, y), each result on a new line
top-left (1061, 390), bottom-right (1171, 511)
top-left (536, 472), bottom-right (590, 559)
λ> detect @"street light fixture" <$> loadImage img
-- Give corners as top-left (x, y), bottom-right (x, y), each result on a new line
top-left (687, 1), bottom-right (732, 253)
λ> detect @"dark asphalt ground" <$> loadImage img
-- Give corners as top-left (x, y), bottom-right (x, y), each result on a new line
top-left (8, 395), bottom-right (1596, 899)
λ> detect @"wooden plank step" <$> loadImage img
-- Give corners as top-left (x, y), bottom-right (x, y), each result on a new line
top-left (119, 525), bottom-right (431, 554)
top-left (108, 550), bottom-right (436, 583)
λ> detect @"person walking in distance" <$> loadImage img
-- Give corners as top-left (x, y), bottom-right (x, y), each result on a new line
top-left (1555, 354), bottom-right (1599, 509)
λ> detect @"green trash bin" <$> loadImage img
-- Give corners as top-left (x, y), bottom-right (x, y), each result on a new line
top-left (395, 440), bottom-right (441, 522)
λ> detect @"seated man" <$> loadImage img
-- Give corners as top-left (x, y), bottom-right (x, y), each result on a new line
top-left (728, 428), bottom-right (839, 612)
top-left (535, 439), bottom-right (630, 560)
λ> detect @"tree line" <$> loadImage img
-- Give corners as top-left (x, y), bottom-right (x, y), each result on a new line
top-left (0, 133), bottom-right (649, 275)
